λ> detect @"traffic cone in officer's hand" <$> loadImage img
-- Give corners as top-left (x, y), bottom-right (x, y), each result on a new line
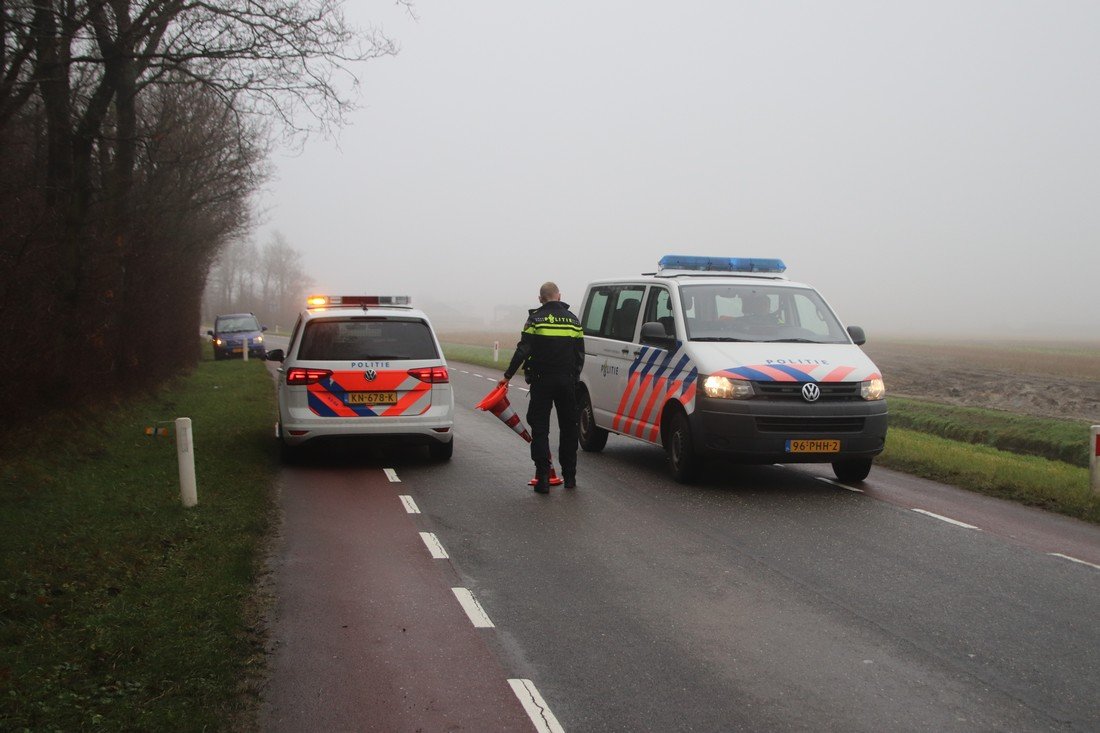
top-left (476, 383), bottom-right (563, 487)
top-left (475, 383), bottom-right (532, 442)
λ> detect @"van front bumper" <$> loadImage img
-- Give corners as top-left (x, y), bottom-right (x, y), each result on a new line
top-left (691, 396), bottom-right (888, 463)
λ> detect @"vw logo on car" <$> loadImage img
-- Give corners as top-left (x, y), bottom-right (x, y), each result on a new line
top-left (801, 382), bottom-right (821, 402)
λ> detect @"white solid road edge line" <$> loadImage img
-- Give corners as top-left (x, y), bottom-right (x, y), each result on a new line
top-left (814, 476), bottom-right (864, 493)
top-left (508, 678), bottom-right (566, 733)
top-left (911, 508), bottom-right (981, 530)
top-left (419, 532), bottom-right (449, 559)
top-left (451, 587), bottom-right (495, 628)
top-left (1049, 553), bottom-right (1100, 571)
top-left (383, 468), bottom-right (401, 482)
top-left (399, 495), bottom-right (420, 514)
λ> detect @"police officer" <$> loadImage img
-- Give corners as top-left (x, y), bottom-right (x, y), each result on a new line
top-left (497, 282), bottom-right (585, 493)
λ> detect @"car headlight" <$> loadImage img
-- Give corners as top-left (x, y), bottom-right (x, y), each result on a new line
top-left (214, 338), bottom-right (224, 346)
top-left (702, 375), bottom-right (755, 399)
top-left (861, 377), bottom-right (885, 400)
top-left (256, 335), bottom-right (264, 343)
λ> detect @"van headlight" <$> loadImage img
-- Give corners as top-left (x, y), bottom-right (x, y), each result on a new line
top-left (702, 375), bottom-right (755, 399)
top-left (861, 377), bottom-right (885, 400)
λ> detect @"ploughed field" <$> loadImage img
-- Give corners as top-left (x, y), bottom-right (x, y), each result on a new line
top-left (441, 331), bottom-right (1100, 424)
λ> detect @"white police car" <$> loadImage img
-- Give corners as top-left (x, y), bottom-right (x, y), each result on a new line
top-left (577, 256), bottom-right (887, 482)
top-left (265, 295), bottom-right (454, 461)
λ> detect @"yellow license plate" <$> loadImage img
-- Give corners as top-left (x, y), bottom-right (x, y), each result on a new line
top-left (347, 391), bottom-right (398, 406)
top-left (786, 439), bottom-right (840, 453)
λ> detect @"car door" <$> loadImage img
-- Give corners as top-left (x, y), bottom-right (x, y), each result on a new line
top-left (581, 284), bottom-right (646, 428)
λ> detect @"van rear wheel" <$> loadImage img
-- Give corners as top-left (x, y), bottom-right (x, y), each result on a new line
top-left (665, 409), bottom-right (699, 483)
top-left (578, 389), bottom-right (608, 452)
top-left (832, 458), bottom-right (872, 483)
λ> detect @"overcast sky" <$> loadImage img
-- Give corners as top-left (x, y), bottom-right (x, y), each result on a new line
top-left (254, 1), bottom-right (1100, 340)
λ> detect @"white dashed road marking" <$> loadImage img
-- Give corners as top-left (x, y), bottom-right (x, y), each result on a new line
top-left (1049, 553), bottom-right (1100, 571)
top-left (399, 495), bottom-right (420, 514)
top-left (815, 476), bottom-right (864, 493)
top-left (419, 532), bottom-right (449, 559)
top-left (451, 587), bottom-right (495, 628)
top-left (911, 508), bottom-right (980, 530)
top-left (383, 468), bottom-right (400, 482)
top-left (508, 678), bottom-right (565, 733)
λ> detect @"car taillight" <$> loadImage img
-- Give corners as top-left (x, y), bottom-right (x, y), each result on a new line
top-left (408, 366), bottom-right (449, 383)
top-left (285, 367), bottom-right (332, 385)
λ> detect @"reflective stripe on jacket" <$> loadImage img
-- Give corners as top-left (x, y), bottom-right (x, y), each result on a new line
top-left (505, 300), bottom-right (584, 381)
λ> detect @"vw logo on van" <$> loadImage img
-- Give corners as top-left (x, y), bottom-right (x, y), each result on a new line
top-left (364, 369), bottom-right (377, 381)
top-left (801, 383), bottom-right (821, 402)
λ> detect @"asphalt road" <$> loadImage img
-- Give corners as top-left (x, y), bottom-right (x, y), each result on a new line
top-left (261, 361), bottom-right (1100, 732)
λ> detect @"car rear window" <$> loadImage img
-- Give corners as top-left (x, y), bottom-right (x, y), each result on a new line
top-left (298, 318), bottom-right (440, 361)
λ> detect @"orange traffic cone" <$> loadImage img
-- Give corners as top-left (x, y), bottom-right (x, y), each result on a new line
top-left (475, 383), bottom-right (532, 442)
top-left (476, 384), bottom-right (563, 487)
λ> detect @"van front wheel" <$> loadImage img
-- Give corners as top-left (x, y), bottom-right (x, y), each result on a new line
top-left (578, 390), bottom-right (608, 452)
top-left (665, 409), bottom-right (699, 483)
top-left (832, 458), bottom-right (872, 483)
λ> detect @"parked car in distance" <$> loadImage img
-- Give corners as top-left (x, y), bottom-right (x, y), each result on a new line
top-left (208, 312), bottom-right (267, 360)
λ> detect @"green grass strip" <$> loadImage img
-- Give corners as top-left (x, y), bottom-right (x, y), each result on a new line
top-left (0, 345), bottom-right (276, 731)
top-left (878, 427), bottom-right (1099, 522)
top-left (889, 396), bottom-right (1092, 467)
top-left (441, 342), bottom-right (514, 372)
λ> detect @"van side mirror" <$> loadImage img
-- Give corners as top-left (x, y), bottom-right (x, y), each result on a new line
top-left (847, 326), bottom-right (866, 345)
top-left (640, 321), bottom-right (674, 349)
top-left (266, 349), bottom-right (285, 362)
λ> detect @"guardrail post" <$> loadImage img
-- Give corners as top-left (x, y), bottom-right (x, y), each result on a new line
top-left (176, 417), bottom-right (198, 507)
top-left (1091, 425), bottom-right (1100, 494)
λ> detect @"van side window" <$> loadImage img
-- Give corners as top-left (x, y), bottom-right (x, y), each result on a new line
top-left (584, 286), bottom-right (645, 341)
top-left (642, 287), bottom-right (674, 336)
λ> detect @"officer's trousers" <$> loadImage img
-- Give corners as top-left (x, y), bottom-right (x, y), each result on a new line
top-left (526, 374), bottom-right (578, 479)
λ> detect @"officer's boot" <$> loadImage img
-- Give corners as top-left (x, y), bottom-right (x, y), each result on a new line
top-left (533, 470), bottom-right (550, 494)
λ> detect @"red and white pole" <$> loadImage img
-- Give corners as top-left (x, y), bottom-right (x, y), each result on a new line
top-left (1091, 425), bottom-right (1099, 494)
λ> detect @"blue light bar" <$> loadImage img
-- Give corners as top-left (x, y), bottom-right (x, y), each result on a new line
top-left (657, 255), bottom-right (787, 273)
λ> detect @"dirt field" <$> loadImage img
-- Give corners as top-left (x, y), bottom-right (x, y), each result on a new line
top-left (441, 331), bottom-right (1100, 424)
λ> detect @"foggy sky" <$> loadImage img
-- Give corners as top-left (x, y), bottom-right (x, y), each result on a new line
top-left (255, 1), bottom-right (1100, 340)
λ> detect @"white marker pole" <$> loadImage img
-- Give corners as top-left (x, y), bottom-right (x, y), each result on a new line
top-left (242, 337), bottom-right (249, 362)
top-left (493, 340), bottom-right (500, 362)
top-left (176, 417), bottom-right (198, 507)
top-left (1091, 425), bottom-right (1099, 494)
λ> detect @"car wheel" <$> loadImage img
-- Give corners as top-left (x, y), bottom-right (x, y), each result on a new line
top-left (578, 389), bottom-right (608, 452)
top-left (832, 458), bottom-right (872, 483)
top-left (665, 409), bottom-right (699, 483)
top-left (428, 437), bottom-right (454, 461)
top-left (279, 439), bottom-right (302, 465)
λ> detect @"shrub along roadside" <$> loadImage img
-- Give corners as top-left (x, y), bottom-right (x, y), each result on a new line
top-left (442, 343), bottom-right (1100, 523)
top-left (0, 345), bottom-right (277, 731)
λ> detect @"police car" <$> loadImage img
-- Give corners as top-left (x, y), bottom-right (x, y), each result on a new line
top-left (265, 295), bottom-right (455, 461)
top-left (577, 256), bottom-right (887, 483)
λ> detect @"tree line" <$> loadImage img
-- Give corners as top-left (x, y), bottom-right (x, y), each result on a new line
top-left (0, 1), bottom-right (394, 419)
top-left (203, 233), bottom-right (313, 334)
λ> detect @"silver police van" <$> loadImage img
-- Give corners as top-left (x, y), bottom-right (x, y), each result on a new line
top-left (576, 256), bottom-right (887, 482)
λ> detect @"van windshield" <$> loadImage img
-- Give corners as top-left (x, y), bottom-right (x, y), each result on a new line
top-left (679, 284), bottom-right (850, 344)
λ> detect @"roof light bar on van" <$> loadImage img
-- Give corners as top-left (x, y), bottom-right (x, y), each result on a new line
top-left (306, 295), bottom-right (411, 308)
top-left (657, 256), bottom-right (787, 274)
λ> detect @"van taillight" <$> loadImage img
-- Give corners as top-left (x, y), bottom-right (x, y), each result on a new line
top-left (286, 367), bottom-right (332, 385)
top-left (408, 366), bottom-right (449, 383)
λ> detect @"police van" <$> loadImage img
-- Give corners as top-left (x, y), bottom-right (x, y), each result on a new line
top-left (265, 295), bottom-right (455, 461)
top-left (577, 256), bottom-right (887, 482)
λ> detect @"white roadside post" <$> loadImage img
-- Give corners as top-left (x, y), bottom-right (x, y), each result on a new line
top-left (176, 417), bottom-right (198, 507)
top-left (1091, 425), bottom-right (1100, 494)
top-left (242, 337), bottom-right (249, 362)
top-left (493, 340), bottom-right (500, 362)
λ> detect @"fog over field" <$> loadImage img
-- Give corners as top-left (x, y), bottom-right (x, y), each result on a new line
top-left (255, 1), bottom-right (1100, 341)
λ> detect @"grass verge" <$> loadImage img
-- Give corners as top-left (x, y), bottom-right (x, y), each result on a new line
top-left (442, 343), bottom-right (1100, 523)
top-left (0, 344), bottom-right (276, 731)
